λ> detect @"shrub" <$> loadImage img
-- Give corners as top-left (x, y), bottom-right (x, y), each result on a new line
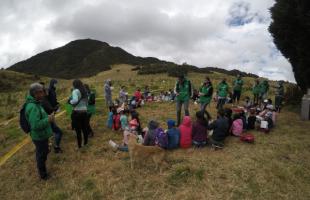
top-left (284, 84), bottom-right (303, 105)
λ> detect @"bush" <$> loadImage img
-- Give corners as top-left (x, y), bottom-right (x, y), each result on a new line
top-left (284, 84), bottom-right (303, 105)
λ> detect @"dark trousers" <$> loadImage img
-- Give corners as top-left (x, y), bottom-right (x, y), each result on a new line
top-left (86, 113), bottom-right (94, 136)
top-left (33, 139), bottom-right (49, 178)
top-left (232, 90), bottom-right (241, 103)
top-left (216, 98), bottom-right (226, 110)
top-left (51, 122), bottom-right (62, 148)
top-left (72, 111), bottom-right (89, 148)
top-left (176, 100), bottom-right (189, 126)
top-left (275, 96), bottom-right (284, 112)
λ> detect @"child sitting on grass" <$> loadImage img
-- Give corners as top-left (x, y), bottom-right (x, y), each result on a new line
top-left (192, 111), bottom-right (208, 148)
top-left (179, 116), bottom-right (192, 149)
top-left (230, 113), bottom-right (243, 137)
top-left (143, 120), bottom-right (159, 146)
top-left (247, 108), bottom-right (256, 130)
top-left (208, 109), bottom-right (229, 149)
top-left (166, 120), bottom-right (180, 149)
top-left (119, 108), bottom-right (128, 131)
top-left (108, 119), bottom-right (139, 152)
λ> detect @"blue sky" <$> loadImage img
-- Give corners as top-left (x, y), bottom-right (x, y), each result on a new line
top-left (0, 0), bottom-right (295, 82)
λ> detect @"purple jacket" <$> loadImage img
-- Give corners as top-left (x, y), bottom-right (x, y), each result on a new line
top-left (192, 119), bottom-right (208, 142)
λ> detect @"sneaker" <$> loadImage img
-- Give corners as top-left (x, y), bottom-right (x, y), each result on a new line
top-left (211, 143), bottom-right (224, 150)
top-left (108, 140), bottom-right (119, 149)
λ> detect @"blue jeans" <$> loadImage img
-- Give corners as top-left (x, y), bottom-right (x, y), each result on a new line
top-left (192, 140), bottom-right (207, 148)
top-left (51, 122), bottom-right (62, 148)
top-left (176, 100), bottom-right (190, 126)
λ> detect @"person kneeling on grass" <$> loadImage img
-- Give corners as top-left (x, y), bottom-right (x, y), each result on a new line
top-left (208, 109), bottom-right (229, 149)
top-left (192, 111), bottom-right (208, 148)
top-left (166, 120), bottom-right (180, 150)
top-left (25, 83), bottom-right (55, 180)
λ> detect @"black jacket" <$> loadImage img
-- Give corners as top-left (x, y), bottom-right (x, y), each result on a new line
top-left (208, 116), bottom-right (229, 142)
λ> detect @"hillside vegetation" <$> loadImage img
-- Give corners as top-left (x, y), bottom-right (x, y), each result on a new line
top-left (0, 65), bottom-right (309, 200)
top-left (8, 38), bottom-right (259, 79)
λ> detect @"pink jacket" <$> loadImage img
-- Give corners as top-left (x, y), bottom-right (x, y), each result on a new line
top-left (179, 116), bottom-right (192, 148)
top-left (230, 119), bottom-right (243, 137)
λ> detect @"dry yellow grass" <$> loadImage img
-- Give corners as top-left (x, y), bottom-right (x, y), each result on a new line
top-left (0, 65), bottom-right (309, 200)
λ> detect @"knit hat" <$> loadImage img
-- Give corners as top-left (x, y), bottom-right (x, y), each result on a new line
top-left (167, 119), bottom-right (176, 129)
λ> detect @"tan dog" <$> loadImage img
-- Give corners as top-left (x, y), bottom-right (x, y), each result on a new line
top-left (128, 134), bottom-right (167, 172)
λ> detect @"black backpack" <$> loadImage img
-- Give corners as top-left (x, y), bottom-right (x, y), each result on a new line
top-left (19, 103), bottom-right (31, 134)
top-left (19, 103), bottom-right (42, 134)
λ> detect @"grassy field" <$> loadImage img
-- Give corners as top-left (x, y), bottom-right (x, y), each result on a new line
top-left (0, 65), bottom-right (309, 200)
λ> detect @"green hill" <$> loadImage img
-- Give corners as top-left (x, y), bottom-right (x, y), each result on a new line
top-left (8, 39), bottom-right (259, 79)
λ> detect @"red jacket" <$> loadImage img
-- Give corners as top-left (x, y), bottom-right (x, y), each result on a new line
top-left (134, 91), bottom-right (142, 102)
top-left (179, 116), bottom-right (192, 148)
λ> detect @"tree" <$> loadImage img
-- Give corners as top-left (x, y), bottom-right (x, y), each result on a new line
top-left (269, 0), bottom-right (310, 92)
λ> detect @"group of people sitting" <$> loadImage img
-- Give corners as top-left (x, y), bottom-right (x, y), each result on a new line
top-left (107, 96), bottom-right (278, 151)
top-left (22, 73), bottom-right (284, 180)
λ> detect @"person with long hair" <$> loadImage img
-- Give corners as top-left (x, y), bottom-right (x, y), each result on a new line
top-left (70, 80), bottom-right (89, 148)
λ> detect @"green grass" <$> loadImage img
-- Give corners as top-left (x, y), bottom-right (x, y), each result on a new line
top-left (0, 64), bottom-right (309, 200)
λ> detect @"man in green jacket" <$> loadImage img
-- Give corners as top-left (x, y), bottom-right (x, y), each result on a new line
top-left (259, 80), bottom-right (269, 101)
top-left (232, 74), bottom-right (244, 105)
top-left (175, 75), bottom-right (192, 126)
top-left (25, 83), bottom-right (54, 180)
top-left (199, 77), bottom-right (213, 114)
top-left (216, 78), bottom-right (229, 110)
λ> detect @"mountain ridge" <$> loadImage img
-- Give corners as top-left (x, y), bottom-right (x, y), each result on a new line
top-left (8, 38), bottom-right (259, 79)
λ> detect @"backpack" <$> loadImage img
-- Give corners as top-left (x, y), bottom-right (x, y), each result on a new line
top-left (88, 92), bottom-right (96, 105)
top-left (240, 134), bottom-right (255, 143)
top-left (113, 114), bottom-right (121, 131)
top-left (19, 103), bottom-right (42, 134)
top-left (155, 128), bottom-right (168, 149)
top-left (20, 103), bottom-right (31, 134)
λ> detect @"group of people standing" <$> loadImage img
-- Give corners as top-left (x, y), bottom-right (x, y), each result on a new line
top-left (23, 79), bottom-right (96, 180)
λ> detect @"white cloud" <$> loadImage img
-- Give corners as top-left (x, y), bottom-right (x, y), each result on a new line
top-left (0, 0), bottom-right (294, 82)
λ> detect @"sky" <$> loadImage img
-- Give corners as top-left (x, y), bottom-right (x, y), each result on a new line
top-left (0, 0), bottom-right (295, 82)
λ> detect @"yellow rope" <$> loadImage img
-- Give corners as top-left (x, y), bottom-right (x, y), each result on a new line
top-left (0, 110), bottom-right (66, 167)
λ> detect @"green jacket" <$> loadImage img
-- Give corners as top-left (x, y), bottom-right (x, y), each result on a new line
top-left (199, 85), bottom-right (212, 104)
top-left (25, 95), bottom-right (52, 141)
top-left (260, 81), bottom-right (269, 94)
top-left (233, 79), bottom-right (244, 91)
top-left (217, 82), bottom-right (229, 97)
top-left (87, 90), bottom-right (96, 115)
top-left (252, 83), bottom-right (260, 95)
top-left (175, 79), bottom-right (192, 102)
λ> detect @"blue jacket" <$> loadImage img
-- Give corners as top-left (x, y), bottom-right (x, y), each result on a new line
top-left (167, 127), bottom-right (180, 149)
